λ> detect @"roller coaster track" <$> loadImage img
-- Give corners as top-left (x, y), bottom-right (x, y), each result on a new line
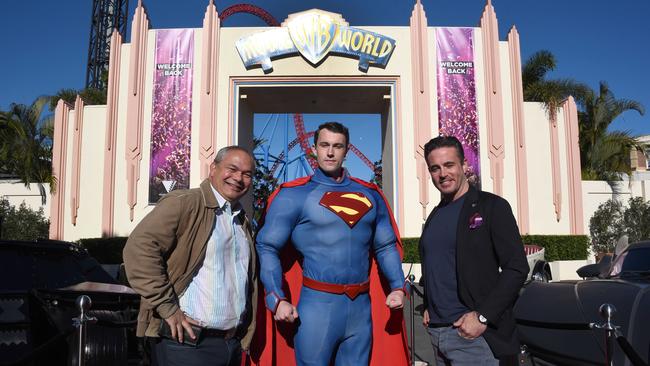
top-left (219, 3), bottom-right (280, 26)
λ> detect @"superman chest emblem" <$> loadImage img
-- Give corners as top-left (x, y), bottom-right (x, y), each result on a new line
top-left (319, 191), bottom-right (373, 228)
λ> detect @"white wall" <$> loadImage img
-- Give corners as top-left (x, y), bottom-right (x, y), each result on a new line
top-left (67, 106), bottom-right (107, 240)
top-left (0, 180), bottom-right (51, 214)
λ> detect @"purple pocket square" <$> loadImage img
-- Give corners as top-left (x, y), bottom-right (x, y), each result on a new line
top-left (469, 213), bottom-right (483, 229)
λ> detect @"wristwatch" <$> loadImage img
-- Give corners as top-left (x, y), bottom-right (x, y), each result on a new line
top-left (478, 313), bottom-right (488, 325)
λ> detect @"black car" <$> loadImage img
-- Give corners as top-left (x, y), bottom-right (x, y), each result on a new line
top-left (0, 239), bottom-right (140, 366)
top-left (514, 240), bottom-right (650, 366)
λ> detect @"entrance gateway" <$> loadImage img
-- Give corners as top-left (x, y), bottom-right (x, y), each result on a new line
top-left (49, 2), bottom-right (584, 242)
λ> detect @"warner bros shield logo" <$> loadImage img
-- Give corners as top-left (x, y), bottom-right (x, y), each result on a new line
top-left (288, 11), bottom-right (340, 65)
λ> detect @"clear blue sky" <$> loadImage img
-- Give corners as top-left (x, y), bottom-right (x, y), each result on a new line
top-left (1, 0), bottom-right (648, 135)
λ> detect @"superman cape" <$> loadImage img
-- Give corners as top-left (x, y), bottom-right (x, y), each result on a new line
top-left (246, 176), bottom-right (411, 366)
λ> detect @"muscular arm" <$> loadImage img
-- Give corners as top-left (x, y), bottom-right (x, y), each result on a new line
top-left (255, 188), bottom-right (302, 313)
top-left (123, 195), bottom-right (182, 319)
top-left (476, 197), bottom-right (529, 323)
top-left (371, 190), bottom-right (405, 292)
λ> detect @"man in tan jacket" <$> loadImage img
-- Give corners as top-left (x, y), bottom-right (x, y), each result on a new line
top-left (124, 146), bottom-right (257, 366)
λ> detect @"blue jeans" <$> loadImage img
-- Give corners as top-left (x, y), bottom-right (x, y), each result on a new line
top-left (426, 326), bottom-right (498, 366)
top-left (154, 336), bottom-right (242, 366)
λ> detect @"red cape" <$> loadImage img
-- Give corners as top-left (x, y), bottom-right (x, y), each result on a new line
top-left (246, 176), bottom-right (411, 366)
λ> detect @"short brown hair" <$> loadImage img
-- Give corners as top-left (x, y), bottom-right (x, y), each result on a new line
top-left (424, 135), bottom-right (465, 164)
top-left (314, 122), bottom-right (349, 146)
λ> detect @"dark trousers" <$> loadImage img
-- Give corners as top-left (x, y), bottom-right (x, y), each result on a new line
top-left (153, 336), bottom-right (242, 366)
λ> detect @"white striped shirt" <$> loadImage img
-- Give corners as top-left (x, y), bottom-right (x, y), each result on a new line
top-left (178, 186), bottom-right (250, 329)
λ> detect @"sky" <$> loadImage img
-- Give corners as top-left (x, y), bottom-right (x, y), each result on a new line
top-left (1, 0), bottom-right (648, 135)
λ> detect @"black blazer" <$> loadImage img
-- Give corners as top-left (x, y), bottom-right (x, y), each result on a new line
top-left (419, 186), bottom-right (529, 357)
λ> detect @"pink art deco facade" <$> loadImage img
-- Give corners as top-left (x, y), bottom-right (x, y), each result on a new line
top-left (50, 0), bottom-right (584, 241)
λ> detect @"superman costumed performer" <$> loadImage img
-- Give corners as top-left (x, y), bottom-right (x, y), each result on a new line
top-left (251, 122), bottom-right (410, 366)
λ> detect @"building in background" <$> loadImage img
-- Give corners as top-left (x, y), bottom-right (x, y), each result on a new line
top-left (631, 134), bottom-right (650, 174)
top-left (47, 1), bottom-right (589, 241)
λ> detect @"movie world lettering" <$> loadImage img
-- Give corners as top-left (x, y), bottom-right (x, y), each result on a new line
top-left (156, 63), bottom-right (192, 76)
top-left (440, 61), bottom-right (474, 74)
top-left (236, 10), bottom-right (396, 72)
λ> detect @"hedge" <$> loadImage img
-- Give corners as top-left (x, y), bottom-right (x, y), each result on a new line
top-left (401, 235), bottom-right (589, 263)
top-left (521, 235), bottom-right (589, 261)
top-left (77, 237), bottom-right (128, 264)
top-left (402, 238), bottom-right (420, 263)
top-left (77, 234), bottom-right (589, 264)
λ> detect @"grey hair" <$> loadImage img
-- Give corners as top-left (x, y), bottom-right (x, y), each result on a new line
top-left (213, 146), bottom-right (256, 168)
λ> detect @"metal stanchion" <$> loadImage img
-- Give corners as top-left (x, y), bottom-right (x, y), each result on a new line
top-left (408, 274), bottom-right (416, 366)
top-left (591, 303), bottom-right (618, 366)
top-left (72, 295), bottom-right (97, 366)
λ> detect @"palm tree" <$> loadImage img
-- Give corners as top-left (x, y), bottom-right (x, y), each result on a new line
top-left (0, 96), bottom-right (56, 204)
top-left (522, 51), bottom-right (646, 180)
top-left (579, 82), bottom-right (645, 180)
top-left (0, 110), bottom-right (13, 173)
top-left (49, 87), bottom-right (106, 111)
top-left (49, 69), bottom-right (108, 111)
top-left (522, 50), bottom-right (590, 114)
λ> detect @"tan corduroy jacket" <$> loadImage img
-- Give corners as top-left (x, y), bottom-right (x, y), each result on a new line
top-left (123, 179), bottom-right (258, 350)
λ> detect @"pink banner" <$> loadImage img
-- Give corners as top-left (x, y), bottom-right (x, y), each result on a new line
top-left (435, 27), bottom-right (481, 188)
top-left (149, 29), bottom-right (194, 203)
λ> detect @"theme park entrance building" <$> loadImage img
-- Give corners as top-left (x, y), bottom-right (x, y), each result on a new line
top-left (49, 1), bottom-right (584, 241)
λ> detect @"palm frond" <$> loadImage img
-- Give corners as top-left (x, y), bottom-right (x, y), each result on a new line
top-left (584, 131), bottom-right (641, 180)
top-left (0, 97), bottom-right (56, 198)
top-left (522, 50), bottom-right (556, 88)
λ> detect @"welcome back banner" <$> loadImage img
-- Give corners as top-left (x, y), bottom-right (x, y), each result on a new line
top-left (149, 29), bottom-right (194, 203)
top-left (435, 27), bottom-right (481, 188)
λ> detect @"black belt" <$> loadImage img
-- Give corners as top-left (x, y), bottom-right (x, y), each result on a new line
top-left (203, 327), bottom-right (238, 339)
top-left (428, 322), bottom-right (453, 328)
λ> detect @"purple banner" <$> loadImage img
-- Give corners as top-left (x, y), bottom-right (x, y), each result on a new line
top-left (435, 27), bottom-right (481, 188)
top-left (149, 29), bottom-right (194, 203)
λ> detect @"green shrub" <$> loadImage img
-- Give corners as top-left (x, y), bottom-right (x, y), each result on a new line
top-left (521, 235), bottom-right (589, 261)
top-left (621, 197), bottom-right (650, 244)
top-left (401, 235), bottom-right (589, 263)
top-left (0, 198), bottom-right (49, 240)
top-left (77, 237), bottom-right (128, 264)
top-left (401, 238), bottom-right (419, 263)
top-left (589, 197), bottom-right (650, 253)
top-left (589, 199), bottom-right (624, 253)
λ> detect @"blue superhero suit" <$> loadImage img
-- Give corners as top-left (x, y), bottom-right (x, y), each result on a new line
top-left (255, 168), bottom-right (407, 366)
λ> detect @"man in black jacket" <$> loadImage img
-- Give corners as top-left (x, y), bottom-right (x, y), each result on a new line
top-left (419, 135), bottom-right (529, 365)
